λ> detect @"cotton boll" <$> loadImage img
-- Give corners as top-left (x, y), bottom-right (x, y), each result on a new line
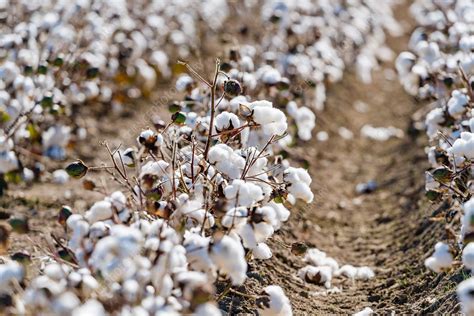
top-left (267, 201), bottom-right (290, 230)
top-left (338, 265), bottom-right (358, 279)
top-left (215, 111), bottom-right (241, 131)
top-left (284, 167), bottom-right (313, 203)
top-left (194, 303), bottom-right (222, 316)
top-left (72, 299), bottom-right (106, 316)
top-left (353, 307), bottom-right (374, 316)
top-left (447, 90), bottom-right (469, 118)
top-left (286, 101), bottom-right (316, 141)
top-left (463, 243), bottom-right (474, 271)
top-left (425, 108), bottom-right (445, 139)
top-left (224, 179), bottom-right (263, 208)
top-left (298, 265), bottom-right (332, 288)
top-left (175, 74), bottom-right (193, 92)
top-left (252, 105), bottom-right (287, 136)
top-left (85, 200), bottom-right (113, 223)
top-left (448, 132), bottom-right (474, 159)
top-left (0, 261), bottom-right (24, 294)
top-left (395, 52), bottom-right (416, 76)
top-left (137, 129), bottom-right (164, 150)
top-left (253, 243), bottom-right (272, 259)
top-left (221, 207), bottom-right (248, 228)
top-left (42, 125), bottom-right (71, 159)
top-left (208, 144), bottom-right (246, 179)
top-left (257, 285), bottom-right (292, 316)
top-left (355, 267), bottom-right (375, 280)
top-left (210, 235), bottom-right (247, 285)
top-left (304, 248), bottom-right (339, 274)
top-left (52, 169), bottom-right (69, 184)
top-left (52, 291), bottom-right (80, 315)
top-left (424, 242), bottom-right (453, 273)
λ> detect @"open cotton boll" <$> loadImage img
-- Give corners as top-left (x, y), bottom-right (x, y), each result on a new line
top-left (215, 111), bottom-right (241, 131)
top-left (210, 235), bottom-right (247, 285)
top-left (457, 278), bottom-right (474, 315)
top-left (448, 132), bottom-right (474, 159)
top-left (224, 179), bottom-right (263, 208)
top-left (0, 134), bottom-right (18, 173)
top-left (221, 207), bottom-right (248, 228)
top-left (338, 265), bottom-right (358, 279)
top-left (284, 167), bottom-right (313, 203)
top-left (52, 169), bottom-right (69, 184)
top-left (304, 248), bottom-right (339, 274)
top-left (252, 106), bottom-right (287, 136)
top-left (462, 198), bottom-right (474, 241)
top-left (72, 299), bottom-right (106, 316)
top-left (253, 243), bottom-right (272, 260)
top-left (360, 125), bottom-right (404, 141)
top-left (137, 129), bottom-right (164, 149)
top-left (286, 101), bottom-right (316, 141)
top-left (463, 243), bottom-right (474, 271)
top-left (140, 160), bottom-right (170, 178)
top-left (175, 74), bottom-right (193, 92)
top-left (267, 201), bottom-right (290, 230)
top-left (353, 307), bottom-right (374, 316)
top-left (257, 285), bottom-right (292, 316)
top-left (395, 52), bottom-right (416, 76)
top-left (425, 108), bottom-right (445, 139)
top-left (424, 242), bottom-right (453, 273)
top-left (52, 291), bottom-right (80, 315)
top-left (85, 200), bottom-right (113, 223)
top-left (298, 265), bottom-right (333, 288)
top-left (0, 261), bottom-right (24, 294)
top-left (194, 303), bottom-right (222, 316)
top-left (208, 144), bottom-right (246, 179)
top-left (355, 267), bottom-right (375, 280)
top-left (447, 90), bottom-right (469, 118)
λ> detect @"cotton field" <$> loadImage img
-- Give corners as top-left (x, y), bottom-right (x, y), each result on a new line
top-left (0, 0), bottom-right (473, 315)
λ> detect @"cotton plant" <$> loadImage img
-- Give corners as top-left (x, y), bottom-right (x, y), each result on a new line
top-left (0, 0), bottom-right (236, 192)
top-left (396, 0), bottom-right (474, 308)
top-left (0, 66), bottom-right (315, 314)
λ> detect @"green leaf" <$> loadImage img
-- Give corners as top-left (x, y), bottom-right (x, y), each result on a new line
top-left (41, 95), bottom-right (54, 108)
top-left (0, 111), bottom-right (10, 123)
top-left (65, 160), bottom-right (88, 179)
top-left (37, 64), bottom-right (48, 75)
top-left (432, 167), bottom-right (452, 183)
top-left (86, 67), bottom-right (99, 79)
top-left (426, 190), bottom-right (441, 201)
top-left (274, 196), bottom-right (284, 204)
top-left (168, 102), bottom-right (181, 113)
top-left (8, 217), bottom-right (29, 234)
top-left (171, 112), bottom-right (186, 124)
top-left (53, 57), bottom-right (64, 67)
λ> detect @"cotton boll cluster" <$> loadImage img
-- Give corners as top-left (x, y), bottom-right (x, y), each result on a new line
top-left (298, 248), bottom-right (375, 288)
top-left (424, 242), bottom-right (454, 273)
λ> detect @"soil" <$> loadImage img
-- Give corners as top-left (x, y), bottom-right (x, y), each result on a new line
top-left (1, 1), bottom-right (465, 315)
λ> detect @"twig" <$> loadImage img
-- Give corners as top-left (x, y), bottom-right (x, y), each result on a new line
top-left (203, 59), bottom-right (221, 160)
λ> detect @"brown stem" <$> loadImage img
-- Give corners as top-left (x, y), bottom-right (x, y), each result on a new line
top-left (203, 59), bottom-right (221, 160)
